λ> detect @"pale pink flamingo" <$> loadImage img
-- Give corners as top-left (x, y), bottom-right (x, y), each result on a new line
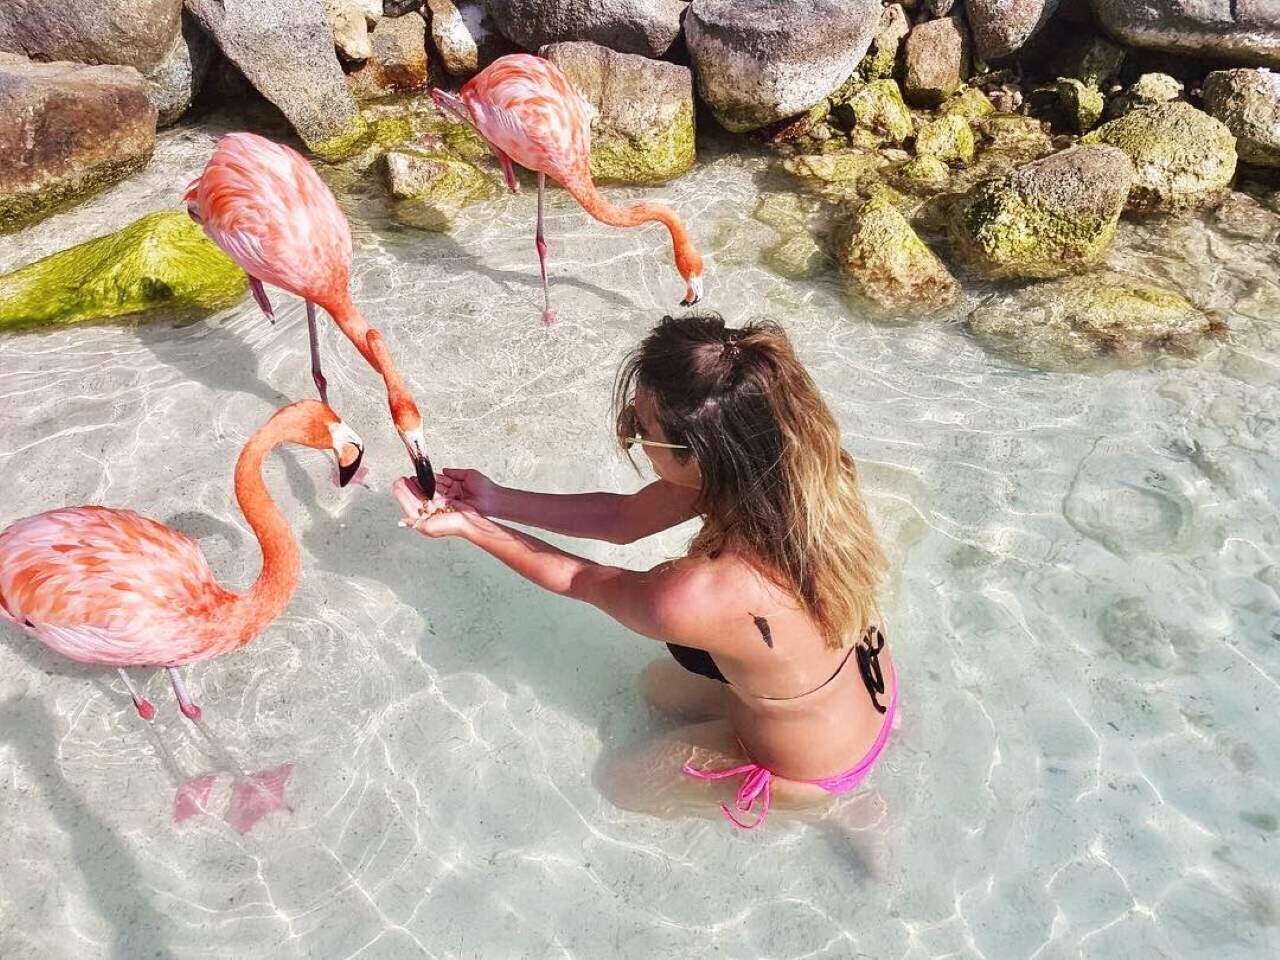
top-left (0, 400), bottom-right (363, 829)
top-left (431, 54), bottom-right (705, 323)
top-left (185, 133), bottom-right (436, 498)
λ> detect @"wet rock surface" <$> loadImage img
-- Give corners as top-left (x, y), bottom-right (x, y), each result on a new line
top-left (1202, 68), bottom-right (1280, 168)
top-left (487, 0), bottom-right (686, 59)
top-left (1091, 0), bottom-right (1280, 68)
top-left (0, 211), bottom-right (246, 330)
top-left (347, 11), bottom-right (430, 100)
top-left (385, 148), bottom-right (500, 230)
top-left (949, 144), bottom-right (1134, 278)
top-left (1083, 101), bottom-right (1237, 211)
top-left (903, 14), bottom-right (970, 107)
top-left (543, 41), bottom-right (695, 185)
top-left (0, 0), bottom-right (183, 73)
top-left (0, 54), bottom-right (157, 233)
top-left (686, 0), bottom-right (880, 132)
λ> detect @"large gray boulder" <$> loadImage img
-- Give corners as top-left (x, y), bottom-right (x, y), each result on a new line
top-left (966, 0), bottom-right (1061, 61)
top-left (948, 144), bottom-right (1134, 279)
top-left (1202, 68), bottom-right (1280, 167)
top-left (0, 54), bottom-right (157, 233)
top-left (428, 0), bottom-right (515, 76)
top-left (542, 42), bottom-right (695, 184)
top-left (903, 14), bottom-right (970, 107)
top-left (686, 0), bottom-right (881, 132)
top-left (0, 0), bottom-right (182, 73)
top-left (486, 0), bottom-right (686, 59)
top-left (185, 0), bottom-right (366, 159)
top-left (1091, 0), bottom-right (1280, 68)
top-left (145, 12), bottom-right (213, 126)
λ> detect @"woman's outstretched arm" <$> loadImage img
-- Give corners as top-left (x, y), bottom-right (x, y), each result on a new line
top-left (436, 469), bottom-right (699, 544)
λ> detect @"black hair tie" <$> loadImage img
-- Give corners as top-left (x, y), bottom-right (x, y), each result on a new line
top-left (721, 332), bottom-right (741, 361)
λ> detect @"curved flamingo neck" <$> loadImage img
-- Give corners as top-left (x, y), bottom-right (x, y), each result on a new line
top-left (564, 176), bottom-right (697, 272)
top-left (231, 422), bottom-right (301, 638)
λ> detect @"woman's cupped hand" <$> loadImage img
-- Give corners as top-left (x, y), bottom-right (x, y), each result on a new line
top-left (392, 475), bottom-right (483, 539)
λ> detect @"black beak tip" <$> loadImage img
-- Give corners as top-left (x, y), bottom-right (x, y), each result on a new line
top-left (338, 447), bottom-right (364, 488)
top-left (680, 294), bottom-right (700, 307)
top-left (413, 453), bottom-right (436, 501)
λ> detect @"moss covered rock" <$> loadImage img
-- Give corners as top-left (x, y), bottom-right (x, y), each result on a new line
top-left (968, 270), bottom-right (1220, 369)
top-left (1082, 101), bottom-right (1237, 211)
top-left (1104, 72), bottom-right (1182, 121)
top-left (949, 144), bottom-right (1134, 279)
top-left (916, 113), bottom-right (976, 164)
top-left (892, 153), bottom-right (952, 192)
top-left (839, 189), bottom-right (959, 315)
top-left (1202, 68), bottom-right (1280, 168)
top-left (860, 4), bottom-right (909, 80)
top-left (940, 86), bottom-right (996, 120)
top-left (1029, 78), bottom-right (1104, 135)
top-left (763, 230), bottom-right (830, 279)
top-left (782, 149), bottom-right (886, 199)
top-left (832, 79), bottom-right (913, 144)
top-left (385, 149), bottom-right (500, 231)
top-left (544, 41), bottom-right (695, 185)
top-left (0, 211), bottom-right (247, 332)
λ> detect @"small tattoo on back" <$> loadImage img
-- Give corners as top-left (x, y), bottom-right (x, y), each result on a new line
top-left (750, 613), bottom-right (773, 648)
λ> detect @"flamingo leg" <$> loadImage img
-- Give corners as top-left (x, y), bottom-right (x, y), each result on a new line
top-left (305, 301), bottom-right (329, 404)
top-left (248, 277), bottom-right (275, 322)
top-left (497, 149), bottom-right (519, 193)
top-left (117, 668), bottom-right (155, 721)
top-left (167, 667), bottom-right (202, 721)
top-left (536, 173), bottom-right (555, 324)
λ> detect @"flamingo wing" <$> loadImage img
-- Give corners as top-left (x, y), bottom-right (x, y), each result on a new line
top-left (185, 132), bottom-right (352, 303)
top-left (462, 54), bottom-right (596, 182)
top-left (0, 507), bottom-right (233, 667)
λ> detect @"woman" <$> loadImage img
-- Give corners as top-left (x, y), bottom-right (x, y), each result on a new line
top-left (393, 314), bottom-right (895, 828)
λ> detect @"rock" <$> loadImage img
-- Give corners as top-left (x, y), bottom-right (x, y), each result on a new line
top-left (948, 144), bottom-right (1134, 278)
top-left (975, 113), bottom-right (1054, 161)
top-left (686, 0), bottom-right (881, 132)
top-left (348, 11), bottom-right (430, 99)
top-left (0, 211), bottom-right (246, 331)
top-left (488, 0), bottom-right (685, 59)
top-left (1083, 101), bottom-right (1237, 211)
top-left (916, 113), bottom-right (975, 163)
top-left (1105, 72), bottom-right (1182, 120)
top-left (967, 0), bottom-right (1061, 60)
top-left (891, 153), bottom-right (951, 191)
top-left (427, 0), bottom-right (515, 76)
top-left (940, 85), bottom-right (996, 119)
top-left (1202, 69), bottom-right (1280, 168)
top-left (903, 14), bottom-right (970, 107)
top-left (144, 12), bottom-right (213, 126)
top-left (0, 0), bottom-right (183, 73)
top-left (782, 149), bottom-right (886, 199)
top-left (967, 270), bottom-right (1219, 369)
top-left (542, 42), bottom-right (694, 185)
top-left (832, 80), bottom-right (913, 144)
top-left (1029, 78), bottom-right (1104, 134)
top-left (0, 55), bottom-right (156, 233)
top-left (1091, 0), bottom-right (1280, 69)
top-left (860, 4), bottom-right (910, 80)
top-left (384, 0), bottom-right (423, 14)
top-left (327, 0), bottom-right (374, 62)
top-left (385, 148), bottom-right (499, 230)
top-left (763, 230), bottom-right (829, 279)
top-left (838, 189), bottom-right (960, 315)
top-left (186, 0), bottom-right (366, 160)
top-left (1049, 32), bottom-right (1125, 88)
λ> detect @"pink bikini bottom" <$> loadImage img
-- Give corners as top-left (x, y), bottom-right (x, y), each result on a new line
top-left (683, 667), bottom-right (899, 830)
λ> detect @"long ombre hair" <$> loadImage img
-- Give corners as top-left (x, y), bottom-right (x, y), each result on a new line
top-left (614, 314), bottom-right (887, 649)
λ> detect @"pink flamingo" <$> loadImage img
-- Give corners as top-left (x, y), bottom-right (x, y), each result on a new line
top-left (0, 401), bottom-right (363, 828)
top-left (431, 54), bottom-right (705, 323)
top-left (185, 133), bottom-right (436, 498)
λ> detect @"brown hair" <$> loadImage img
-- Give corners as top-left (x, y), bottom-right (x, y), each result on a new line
top-left (614, 314), bottom-right (887, 648)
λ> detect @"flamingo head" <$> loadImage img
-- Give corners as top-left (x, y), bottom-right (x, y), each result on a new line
top-left (430, 88), bottom-right (471, 125)
top-left (678, 249), bottom-right (705, 307)
top-left (330, 420), bottom-right (367, 488)
top-left (397, 421), bottom-right (436, 501)
top-left (278, 400), bottom-right (365, 487)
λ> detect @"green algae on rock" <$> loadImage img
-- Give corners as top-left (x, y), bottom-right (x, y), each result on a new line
top-left (385, 149), bottom-right (500, 231)
top-left (940, 86), bottom-right (996, 121)
top-left (949, 144), bottom-right (1134, 279)
top-left (838, 189), bottom-right (959, 316)
top-left (833, 80), bottom-right (913, 144)
top-left (763, 230), bottom-right (830, 280)
top-left (891, 153), bottom-right (952, 193)
top-left (915, 113), bottom-right (975, 164)
top-left (782, 149), bottom-right (886, 200)
top-left (1029, 78), bottom-right (1104, 135)
top-left (1202, 68), bottom-right (1280, 168)
top-left (1082, 101), bottom-right (1237, 211)
top-left (0, 211), bottom-right (247, 332)
top-left (590, 100), bottom-right (695, 185)
top-left (967, 270), bottom-right (1220, 370)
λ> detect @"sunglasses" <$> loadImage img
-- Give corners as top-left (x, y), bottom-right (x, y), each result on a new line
top-left (619, 401), bottom-right (690, 451)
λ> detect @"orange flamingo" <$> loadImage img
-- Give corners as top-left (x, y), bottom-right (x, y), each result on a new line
top-left (432, 54), bottom-right (705, 323)
top-left (185, 133), bottom-right (436, 498)
top-left (0, 400), bottom-right (363, 723)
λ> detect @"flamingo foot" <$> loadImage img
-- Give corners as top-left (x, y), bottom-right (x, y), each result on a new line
top-left (134, 698), bottom-right (156, 722)
top-left (180, 701), bottom-right (202, 722)
top-left (540, 309), bottom-right (557, 325)
top-left (224, 763), bottom-right (293, 834)
top-left (249, 278), bottom-right (274, 322)
top-left (173, 774), bottom-right (217, 823)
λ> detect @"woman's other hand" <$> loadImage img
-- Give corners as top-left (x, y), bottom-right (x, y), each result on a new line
top-left (434, 468), bottom-right (502, 514)
top-left (393, 477), bottom-right (481, 539)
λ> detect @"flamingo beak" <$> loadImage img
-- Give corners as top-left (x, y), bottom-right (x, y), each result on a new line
top-left (400, 426), bottom-right (436, 500)
top-left (681, 274), bottom-right (704, 307)
top-left (329, 422), bottom-right (366, 488)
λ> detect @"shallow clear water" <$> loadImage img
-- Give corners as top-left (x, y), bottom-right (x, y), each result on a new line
top-left (1, 119), bottom-right (1278, 960)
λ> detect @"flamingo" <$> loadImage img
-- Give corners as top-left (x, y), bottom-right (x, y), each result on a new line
top-left (185, 132), bottom-right (436, 499)
top-left (431, 54), bottom-right (705, 323)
